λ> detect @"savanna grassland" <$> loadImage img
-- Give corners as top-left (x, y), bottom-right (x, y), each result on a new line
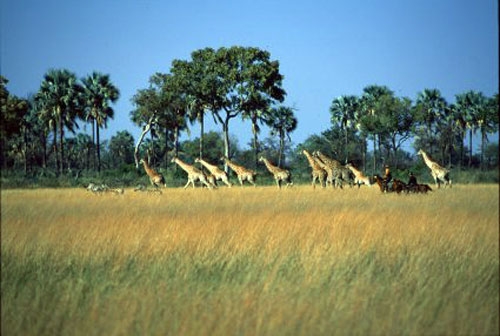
top-left (1, 184), bottom-right (499, 336)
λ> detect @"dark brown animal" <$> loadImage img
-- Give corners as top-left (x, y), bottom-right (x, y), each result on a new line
top-left (391, 179), bottom-right (408, 194)
top-left (415, 184), bottom-right (433, 194)
top-left (373, 175), bottom-right (390, 193)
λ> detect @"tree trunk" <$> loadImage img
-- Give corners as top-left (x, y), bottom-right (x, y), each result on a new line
top-left (59, 116), bottom-right (64, 175)
top-left (372, 136), bottom-right (376, 174)
top-left (344, 128), bottom-right (348, 163)
top-left (174, 126), bottom-right (179, 158)
top-left (96, 124), bottom-right (101, 173)
top-left (252, 119), bottom-right (258, 169)
top-left (134, 115), bottom-right (156, 169)
top-left (468, 129), bottom-right (473, 167)
top-left (163, 127), bottom-right (169, 169)
top-left (91, 118), bottom-right (96, 171)
top-left (199, 113), bottom-right (204, 159)
top-left (481, 128), bottom-right (486, 170)
top-left (223, 119), bottom-right (230, 173)
top-left (278, 130), bottom-right (284, 168)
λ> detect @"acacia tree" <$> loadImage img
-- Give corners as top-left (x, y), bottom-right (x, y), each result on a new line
top-left (130, 86), bottom-right (160, 168)
top-left (171, 55), bottom-right (218, 160)
top-left (377, 96), bottom-right (414, 167)
top-left (358, 85), bottom-right (394, 171)
top-left (210, 47), bottom-right (286, 165)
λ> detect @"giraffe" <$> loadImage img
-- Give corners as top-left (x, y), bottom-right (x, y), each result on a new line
top-left (195, 158), bottom-right (232, 187)
top-left (345, 163), bottom-right (372, 188)
top-left (221, 156), bottom-right (257, 187)
top-left (171, 157), bottom-right (213, 189)
top-left (302, 149), bottom-right (326, 189)
top-left (139, 159), bottom-right (166, 189)
top-left (258, 156), bottom-right (293, 189)
top-left (312, 151), bottom-right (345, 188)
top-left (417, 149), bottom-right (452, 188)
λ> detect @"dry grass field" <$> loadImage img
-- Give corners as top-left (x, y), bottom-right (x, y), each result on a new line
top-left (1, 184), bottom-right (499, 335)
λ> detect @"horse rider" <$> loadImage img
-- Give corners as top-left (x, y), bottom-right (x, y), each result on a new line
top-left (383, 165), bottom-right (392, 192)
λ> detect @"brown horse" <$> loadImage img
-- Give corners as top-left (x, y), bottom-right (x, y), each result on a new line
top-left (414, 184), bottom-right (433, 194)
top-left (391, 179), bottom-right (408, 194)
top-left (373, 175), bottom-right (390, 193)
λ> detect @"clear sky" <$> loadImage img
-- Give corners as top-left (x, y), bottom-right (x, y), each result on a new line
top-left (1, 0), bottom-right (498, 150)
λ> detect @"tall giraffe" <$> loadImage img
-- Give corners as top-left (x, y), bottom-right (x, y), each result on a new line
top-left (195, 158), bottom-right (232, 187)
top-left (139, 158), bottom-right (166, 189)
top-left (345, 163), bottom-right (372, 188)
top-left (302, 149), bottom-right (326, 189)
top-left (221, 157), bottom-right (257, 187)
top-left (417, 149), bottom-right (452, 188)
top-left (171, 157), bottom-right (213, 189)
top-left (312, 151), bottom-right (344, 188)
top-left (258, 156), bottom-right (293, 189)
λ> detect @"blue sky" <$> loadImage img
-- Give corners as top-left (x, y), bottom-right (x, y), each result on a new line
top-left (1, 0), bottom-right (498, 151)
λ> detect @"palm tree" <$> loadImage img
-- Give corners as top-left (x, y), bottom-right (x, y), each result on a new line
top-left (330, 95), bottom-right (359, 163)
top-left (414, 89), bottom-right (447, 158)
top-left (35, 69), bottom-right (83, 175)
top-left (455, 90), bottom-right (486, 168)
top-left (265, 106), bottom-right (298, 167)
top-left (241, 92), bottom-right (271, 168)
top-left (81, 72), bottom-right (119, 172)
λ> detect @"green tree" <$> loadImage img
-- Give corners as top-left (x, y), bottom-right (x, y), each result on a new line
top-left (109, 130), bottom-right (135, 167)
top-left (477, 94), bottom-right (499, 169)
top-left (210, 47), bottom-right (286, 166)
top-left (330, 95), bottom-right (359, 163)
top-left (35, 69), bottom-right (83, 175)
top-left (414, 89), bottom-right (447, 158)
top-left (0, 77), bottom-right (29, 170)
top-left (377, 96), bottom-right (414, 167)
top-left (174, 50), bottom-right (222, 160)
top-left (358, 85), bottom-right (394, 171)
top-left (455, 90), bottom-right (486, 168)
top-left (81, 72), bottom-right (120, 172)
top-left (265, 105), bottom-right (297, 167)
top-left (130, 85), bottom-right (161, 168)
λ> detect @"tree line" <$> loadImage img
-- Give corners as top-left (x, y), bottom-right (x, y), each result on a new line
top-left (1, 45), bottom-right (498, 185)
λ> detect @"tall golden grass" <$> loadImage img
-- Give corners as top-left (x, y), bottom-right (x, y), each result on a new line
top-left (2, 185), bottom-right (499, 335)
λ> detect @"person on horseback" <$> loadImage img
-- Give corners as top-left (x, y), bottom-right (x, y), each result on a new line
top-left (407, 171), bottom-right (418, 192)
top-left (383, 165), bottom-right (392, 192)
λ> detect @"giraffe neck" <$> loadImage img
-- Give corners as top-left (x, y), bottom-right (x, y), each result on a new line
top-left (318, 153), bottom-right (332, 165)
top-left (142, 161), bottom-right (157, 177)
top-left (175, 159), bottom-right (193, 173)
top-left (262, 159), bottom-right (278, 173)
top-left (225, 160), bottom-right (239, 172)
top-left (200, 160), bottom-right (217, 173)
top-left (304, 152), bottom-right (316, 167)
top-left (421, 152), bottom-right (434, 169)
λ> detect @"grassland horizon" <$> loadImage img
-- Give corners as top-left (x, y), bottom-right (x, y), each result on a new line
top-left (1, 184), bottom-right (499, 335)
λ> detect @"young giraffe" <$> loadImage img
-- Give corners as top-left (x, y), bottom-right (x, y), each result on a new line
top-left (312, 151), bottom-right (344, 188)
top-left (195, 158), bottom-right (232, 187)
top-left (345, 163), bottom-right (372, 188)
top-left (302, 149), bottom-right (326, 189)
top-left (221, 156), bottom-right (257, 187)
top-left (417, 149), bottom-right (452, 188)
top-left (171, 157), bottom-right (213, 189)
top-left (258, 156), bottom-right (293, 189)
top-left (139, 158), bottom-right (166, 189)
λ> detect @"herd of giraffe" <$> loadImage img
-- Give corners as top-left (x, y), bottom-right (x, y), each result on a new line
top-left (87, 149), bottom-right (451, 194)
